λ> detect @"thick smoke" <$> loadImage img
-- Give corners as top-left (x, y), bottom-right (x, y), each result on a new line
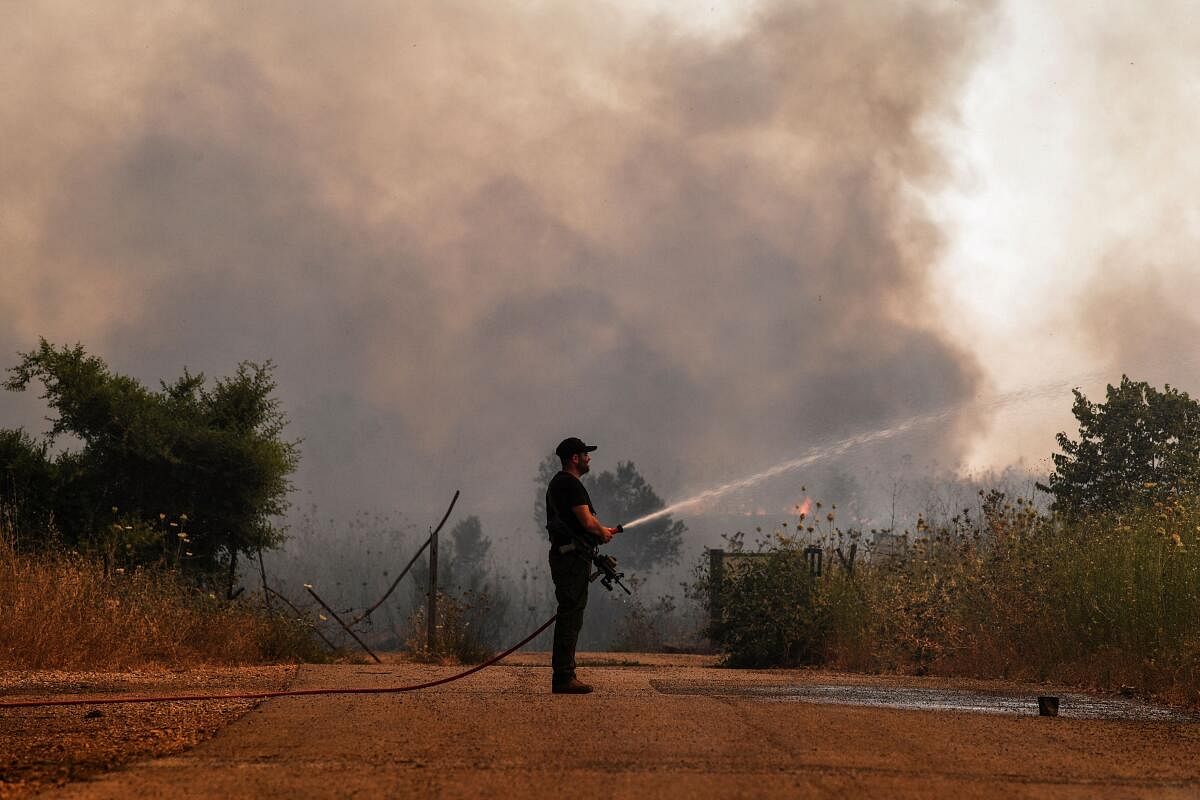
top-left (1067, 3), bottom-right (1200, 391)
top-left (926, 0), bottom-right (1200, 474)
top-left (0, 1), bottom-right (995, 547)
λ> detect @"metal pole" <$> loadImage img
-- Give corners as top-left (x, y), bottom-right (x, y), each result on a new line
top-left (427, 527), bottom-right (439, 655)
top-left (349, 489), bottom-right (460, 627)
top-left (709, 548), bottom-right (724, 632)
top-left (266, 585), bottom-right (338, 651)
top-left (305, 585), bottom-right (382, 663)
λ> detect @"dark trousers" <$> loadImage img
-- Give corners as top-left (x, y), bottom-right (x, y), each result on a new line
top-left (549, 546), bottom-right (590, 684)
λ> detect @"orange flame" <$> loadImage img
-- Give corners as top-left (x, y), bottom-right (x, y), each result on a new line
top-left (795, 497), bottom-right (813, 518)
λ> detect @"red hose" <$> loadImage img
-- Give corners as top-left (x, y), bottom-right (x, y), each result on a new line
top-left (0, 615), bottom-right (556, 710)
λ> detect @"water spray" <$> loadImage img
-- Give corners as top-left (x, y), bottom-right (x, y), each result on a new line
top-left (620, 372), bottom-right (1114, 531)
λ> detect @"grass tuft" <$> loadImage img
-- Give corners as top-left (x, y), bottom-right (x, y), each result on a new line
top-left (0, 536), bottom-right (326, 670)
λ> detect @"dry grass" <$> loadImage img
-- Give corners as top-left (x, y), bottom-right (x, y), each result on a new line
top-left (708, 490), bottom-right (1200, 707)
top-left (402, 590), bottom-right (504, 664)
top-left (0, 539), bottom-right (324, 670)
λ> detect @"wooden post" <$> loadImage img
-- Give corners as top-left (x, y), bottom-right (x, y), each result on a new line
top-left (257, 546), bottom-right (272, 611)
top-left (708, 549), bottom-right (724, 631)
top-left (427, 527), bottom-right (439, 655)
top-left (834, 542), bottom-right (857, 576)
top-left (805, 545), bottom-right (822, 577)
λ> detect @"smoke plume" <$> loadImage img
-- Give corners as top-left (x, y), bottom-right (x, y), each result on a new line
top-left (1, 1), bottom-right (995, 537)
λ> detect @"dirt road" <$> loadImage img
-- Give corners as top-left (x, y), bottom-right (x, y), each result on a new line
top-left (25, 653), bottom-right (1200, 799)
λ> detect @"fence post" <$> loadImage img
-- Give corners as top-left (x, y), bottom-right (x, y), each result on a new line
top-left (708, 548), bottom-right (724, 631)
top-left (804, 545), bottom-right (822, 577)
top-left (427, 526), bottom-right (439, 655)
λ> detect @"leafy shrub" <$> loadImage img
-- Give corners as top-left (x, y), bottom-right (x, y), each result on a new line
top-left (2, 340), bottom-right (298, 581)
top-left (611, 594), bottom-right (678, 652)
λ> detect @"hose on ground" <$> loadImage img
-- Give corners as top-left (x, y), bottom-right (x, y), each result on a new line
top-left (0, 615), bottom-right (557, 710)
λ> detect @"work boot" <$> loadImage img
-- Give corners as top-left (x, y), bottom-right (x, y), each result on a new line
top-left (552, 678), bottom-right (593, 695)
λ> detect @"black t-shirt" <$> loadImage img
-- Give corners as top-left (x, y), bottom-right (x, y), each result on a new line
top-left (545, 471), bottom-right (595, 546)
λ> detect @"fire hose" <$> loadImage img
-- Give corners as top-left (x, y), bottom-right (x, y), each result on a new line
top-left (0, 615), bottom-right (557, 710)
top-left (1, 525), bottom-right (633, 711)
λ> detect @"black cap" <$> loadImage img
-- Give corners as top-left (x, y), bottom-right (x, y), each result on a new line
top-left (555, 437), bottom-right (597, 460)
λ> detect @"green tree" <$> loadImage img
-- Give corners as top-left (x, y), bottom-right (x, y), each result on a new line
top-left (3, 340), bottom-right (299, 581)
top-left (532, 454), bottom-right (559, 533)
top-left (587, 462), bottom-right (685, 570)
top-left (533, 455), bottom-right (684, 571)
top-left (1038, 376), bottom-right (1200, 517)
top-left (446, 515), bottom-right (491, 594)
top-left (0, 428), bottom-right (56, 546)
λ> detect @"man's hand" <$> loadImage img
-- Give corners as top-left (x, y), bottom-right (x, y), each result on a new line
top-left (573, 504), bottom-right (618, 545)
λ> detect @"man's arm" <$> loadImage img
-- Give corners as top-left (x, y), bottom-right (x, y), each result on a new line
top-left (572, 505), bottom-right (617, 544)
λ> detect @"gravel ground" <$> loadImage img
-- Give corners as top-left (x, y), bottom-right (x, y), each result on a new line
top-left (0, 666), bottom-right (295, 798)
top-left (6, 654), bottom-right (1200, 798)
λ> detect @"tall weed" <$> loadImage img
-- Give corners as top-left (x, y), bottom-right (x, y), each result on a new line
top-left (0, 537), bottom-right (326, 669)
top-left (700, 491), bottom-right (1200, 704)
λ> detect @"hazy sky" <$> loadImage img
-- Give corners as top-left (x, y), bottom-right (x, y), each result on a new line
top-left (931, 0), bottom-right (1200, 473)
top-left (2, 0), bottom-right (1197, 537)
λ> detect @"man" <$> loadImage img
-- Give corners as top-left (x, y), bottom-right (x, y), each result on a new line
top-left (544, 436), bottom-right (620, 694)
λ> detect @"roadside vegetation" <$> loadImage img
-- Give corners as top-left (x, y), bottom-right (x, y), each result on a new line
top-left (699, 377), bottom-right (1200, 706)
top-left (7, 337), bottom-right (1197, 697)
top-left (0, 534), bottom-right (326, 669)
top-left (0, 340), bottom-right (325, 669)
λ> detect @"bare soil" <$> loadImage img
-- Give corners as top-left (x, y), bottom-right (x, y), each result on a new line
top-left (6, 654), bottom-right (1200, 798)
top-left (0, 666), bottom-right (294, 798)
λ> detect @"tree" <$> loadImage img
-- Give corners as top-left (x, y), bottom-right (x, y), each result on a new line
top-left (1038, 376), bottom-right (1200, 517)
top-left (446, 515), bottom-right (491, 594)
top-left (533, 455), bottom-right (685, 571)
top-left (532, 455), bottom-right (560, 536)
top-left (586, 462), bottom-right (685, 570)
top-left (0, 428), bottom-right (56, 546)
top-left (3, 340), bottom-right (299, 579)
